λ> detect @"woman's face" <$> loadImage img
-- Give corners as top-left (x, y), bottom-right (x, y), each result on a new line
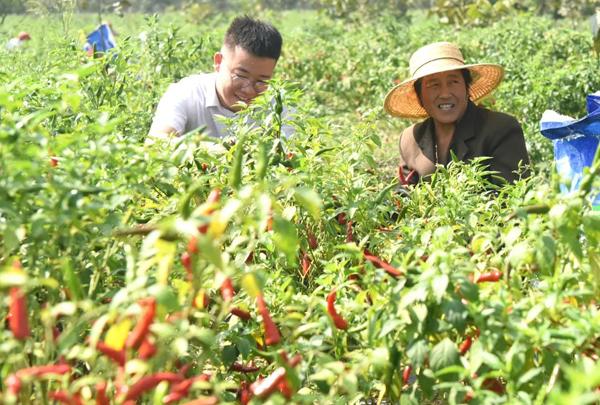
top-left (419, 69), bottom-right (468, 125)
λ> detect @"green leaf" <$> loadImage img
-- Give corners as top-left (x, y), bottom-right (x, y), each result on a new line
top-left (583, 212), bottom-right (600, 246)
top-left (234, 336), bottom-right (253, 358)
top-left (441, 299), bottom-right (468, 332)
top-left (197, 234), bottom-right (224, 270)
top-left (221, 344), bottom-right (239, 367)
top-left (61, 258), bottom-right (84, 301)
top-left (380, 319), bottom-right (403, 338)
top-left (2, 225), bottom-right (19, 252)
top-left (272, 216), bottom-right (299, 263)
top-left (294, 187), bottom-right (323, 220)
top-left (229, 135), bottom-right (245, 189)
top-left (0, 269), bottom-right (27, 287)
top-left (431, 274), bottom-right (449, 303)
top-left (535, 234), bottom-right (556, 274)
top-left (517, 367), bottom-right (544, 388)
top-left (429, 338), bottom-right (459, 372)
top-left (407, 340), bottom-right (429, 368)
top-left (148, 284), bottom-right (180, 313)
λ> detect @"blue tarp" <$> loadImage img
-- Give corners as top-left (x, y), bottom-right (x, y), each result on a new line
top-left (540, 92), bottom-right (600, 206)
top-left (84, 23), bottom-right (116, 53)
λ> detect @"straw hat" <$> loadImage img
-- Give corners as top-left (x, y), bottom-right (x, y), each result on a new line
top-left (384, 42), bottom-right (504, 119)
top-left (17, 31), bottom-right (31, 41)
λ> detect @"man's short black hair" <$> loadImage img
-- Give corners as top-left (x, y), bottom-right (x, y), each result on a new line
top-left (414, 68), bottom-right (473, 106)
top-left (224, 15), bottom-right (282, 60)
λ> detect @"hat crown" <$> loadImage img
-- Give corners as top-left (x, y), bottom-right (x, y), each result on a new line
top-left (409, 42), bottom-right (466, 78)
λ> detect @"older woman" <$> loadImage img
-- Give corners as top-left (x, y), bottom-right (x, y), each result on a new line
top-left (384, 42), bottom-right (530, 185)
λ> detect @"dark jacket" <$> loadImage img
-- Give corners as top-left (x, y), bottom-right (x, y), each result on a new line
top-left (399, 102), bottom-right (530, 184)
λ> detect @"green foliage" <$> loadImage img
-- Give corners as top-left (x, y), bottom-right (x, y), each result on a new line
top-left (430, 0), bottom-right (598, 27)
top-left (0, 9), bottom-right (599, 405)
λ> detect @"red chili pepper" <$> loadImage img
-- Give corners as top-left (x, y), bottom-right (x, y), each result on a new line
top-left (336, 212), bottom-right (347, 225)
top-left (279, 351), bottom-right (302, 367)
top-left (96, 381), bottom-right (109, 405)
top-left (256, 294), bottom-right (281, 346)
top-left (398, 165), bottom-right (407, 184)
top-left (250, 367), bottom-right (287, 398)
top-left (277, 378), bottom-right (293, 399)
top-left (345, 221), bottom-right (354, 243)
top-left (6, 374), bottom-right (21, 395)
top-left (326, 290), bottom-right (348, 330)
top-left (459, 336), bottom-right (473, 355)
top-left (230, 362), bottom-right (260, 373)
top-left (475, 270), bottom-right (502, 283)
top-left (8, 287), bottom-right (30, 340)
top-left (126, 297), bottom-right (156, 350)
top-left (138, 337), bottom-right (157, 360)
top-left (123, 372), bottom-right (183, 401)
top-left (187, 236), bottom-right (199, 255)
top-left (49, 391), bottom-right (83, 405)
top-left (200, 163), bottom-right (209, 172)
top-left (180, 397), bottom-right (219, 405)
top-left (206, 188), bottom-right (221, 205)
top-left (301, 251), bottom-right (311, 277)
top-left (230, 307), bottom-right (251, 321)
top-left (163, 375), bottom-right (209, 404)
top-left (181, 252), bottom-right (192, 278)
top-left (115, 366), bottom-right (126, 398)
top-left (163, 391), bottom-right (186, 404)
top-left (15, 364), bottom-right (71, 378)
top-left (50, 157), bottom-right (59, 167)
top-left (482, 377), bottom-right (506, 394)
top-left (97, 341), bottom-right (126, 366)
top-left (307, 231), bottom-right (318, 250)
top-left (402, 365), bottom-right (412, 385)
top-left (220, 278), bottom-right (235, 302)
top-left (398, 166), bottom-right (417, 185)
top-left (363, 250), bottom-right (403, 278)
top-left (52, 326), bottom-right (61, 341)
top-left (238, 380), bottom-right (252, 405)
top-left (248, 352), bottom-right (301, 398)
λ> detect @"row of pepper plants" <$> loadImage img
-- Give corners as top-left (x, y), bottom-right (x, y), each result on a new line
top-left (1, 9), bottom-right (600, 405)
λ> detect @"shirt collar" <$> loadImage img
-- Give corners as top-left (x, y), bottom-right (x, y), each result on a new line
top-left (415, 101), bottom-right (479, 163)
top-left (206, 72), bottom-right (223, 109)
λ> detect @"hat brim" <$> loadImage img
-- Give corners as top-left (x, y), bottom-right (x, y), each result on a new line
top-left (384, 63), bottom-right (504, 119)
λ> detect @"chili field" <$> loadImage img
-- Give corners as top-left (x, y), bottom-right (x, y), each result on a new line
top-left (0, 8), bottom-right (599, 405)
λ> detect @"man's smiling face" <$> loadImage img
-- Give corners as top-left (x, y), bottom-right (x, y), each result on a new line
top-left (214, 45), bottom-right (277, 112)
top-left (420, 69), bottom-right (469, 125)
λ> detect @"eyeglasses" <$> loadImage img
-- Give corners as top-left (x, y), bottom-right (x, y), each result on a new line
top-left (231, 73), bottom-right (269, 93)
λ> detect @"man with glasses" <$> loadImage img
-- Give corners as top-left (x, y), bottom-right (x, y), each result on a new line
top-left (149, 16), bottom-right (289, 141)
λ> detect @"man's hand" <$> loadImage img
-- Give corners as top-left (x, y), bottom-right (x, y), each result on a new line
top-left (146, 127), bottom-right (179, 145)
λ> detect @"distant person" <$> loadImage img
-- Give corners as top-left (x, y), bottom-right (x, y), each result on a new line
top-left (148, 15), bottom-right (292, 143)
top-left (6, 31), bottom-right (31, 50)
top-left (384, 42), bottom-right (530, 185)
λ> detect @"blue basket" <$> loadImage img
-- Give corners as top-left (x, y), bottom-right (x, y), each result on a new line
top-left (540, 92), bottom-right (600, 206)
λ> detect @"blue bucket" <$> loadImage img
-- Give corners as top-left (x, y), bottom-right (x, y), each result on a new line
top-left (540, 92), bottom-right (600, 207)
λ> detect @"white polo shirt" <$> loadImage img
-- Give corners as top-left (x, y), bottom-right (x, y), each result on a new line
top-left (149, 73), bottom-right (235, 139)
